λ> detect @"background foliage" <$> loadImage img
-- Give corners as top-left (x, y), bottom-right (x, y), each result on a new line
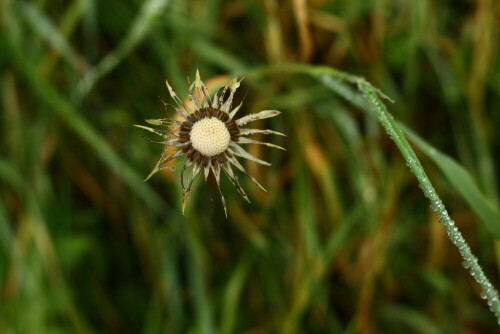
top-left (1, 0), bottom-right (500, 333)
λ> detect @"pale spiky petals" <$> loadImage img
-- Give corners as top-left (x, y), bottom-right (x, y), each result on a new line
top-left (137, 72), bottom-right (284, 216)
top-left (212, 91), bottom-right (220, 109)
top-left (229, 143), bottom-right (272, 166)
top-left (239, 128), bottom-right (286, 137)
top-left (220, 78), bottom-right (242, 112)
top-left (189, 69), bottom-right (212, 108)
top-left (188, 94), bottom-right (202, 110)
top-left (204, 160), bottom-right (211, 181)
top-left (145, 118), bottom-right (182, 126)
top-left (141, 136), bottom-right (188, 147)
top-left (221, 162), bottom-right (250, 203)
top-left (144, 149), bottom-right (183, 181)
top-left (217, 85), bottom-right (230, 110)
top-left (182, 164), bottom-right (202, 214)
top-left (237, 137), bottom-right (286, 151)
top-left (228, 100), bottom-right (244, 120)
top-left (165, 79), bottom-right (194, 115)
top-left (211, 163), bottom-right (227, 217)
top-left (229, 156), bottom-right (267, 192)
top-left (133, 124), bottom-right (179, 137)
top-left (160, 96), bottom-right (189, 121)
top-left (138, 134), bottom-right (182, 146)
top-left (180, 160), bottom-right (192, 190)
top-left (134, 124), bottom-right (170, 138)
top-left (235, 110), bottom-right (281, 126)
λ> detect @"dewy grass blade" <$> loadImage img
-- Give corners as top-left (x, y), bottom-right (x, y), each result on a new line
top-left (356, 80), bottom-right (500, 324)
top-left (260, 63), bottom-right (500, 324)
top-left (401, 124), bottom-right (500, 238)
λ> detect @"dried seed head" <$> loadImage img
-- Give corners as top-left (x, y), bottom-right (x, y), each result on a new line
top-left (136, 71), bottom-right (285, 217)
top-left (190, 117), bottom-right (230, 157)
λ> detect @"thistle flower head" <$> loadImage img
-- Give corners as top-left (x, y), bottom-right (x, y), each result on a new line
top-left (135, 71), bottom-right (285, 216)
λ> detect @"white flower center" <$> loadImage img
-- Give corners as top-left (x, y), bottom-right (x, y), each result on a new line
top-left (190, 117), bottom-right (230, 157)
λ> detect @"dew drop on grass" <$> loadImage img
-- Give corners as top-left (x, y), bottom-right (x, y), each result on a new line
top-left (462, 261), bottom-right (470, 269)
top-left (420, 176), bottom-right (428, 185)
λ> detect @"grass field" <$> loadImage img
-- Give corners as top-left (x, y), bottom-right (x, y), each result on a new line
top-left (1, 0), bottom-right (500, 333)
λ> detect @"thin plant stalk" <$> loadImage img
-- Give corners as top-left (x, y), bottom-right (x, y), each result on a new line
top-left (246, 64), bottom-right (500, 323)
top-left (356, 80), bottom-right (500, 323)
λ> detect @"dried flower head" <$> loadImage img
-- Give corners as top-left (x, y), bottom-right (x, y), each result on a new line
top-left (135, 71), bottom-right (285, 216)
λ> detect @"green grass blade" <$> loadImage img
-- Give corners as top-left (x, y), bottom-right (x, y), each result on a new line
top-left (185, 216), bottom-right (215, 334)
top-left (402, 124), bottom-right (500, 238)
top-left (77, 0), bottom-right (172, 98)
top-left (356, 80), bottom-right (500, 322)
top-left (18, 1), bottom-right (81, 70)
top-left (192, 39), bottom-right (247, 72)
top-left (0, 198), bottom-right (14, 252)
top-left (4, 35), bottom-right (167, 215)
top-left (257, 63), bottom-right (500, 324)
top-left (219, 255), bottom-right (250, 334)
top-left (381, 305), bottom-right (441, 334)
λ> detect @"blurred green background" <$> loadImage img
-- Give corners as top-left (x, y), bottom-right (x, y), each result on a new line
top-left (1, 0), bottom-right (500, 333)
